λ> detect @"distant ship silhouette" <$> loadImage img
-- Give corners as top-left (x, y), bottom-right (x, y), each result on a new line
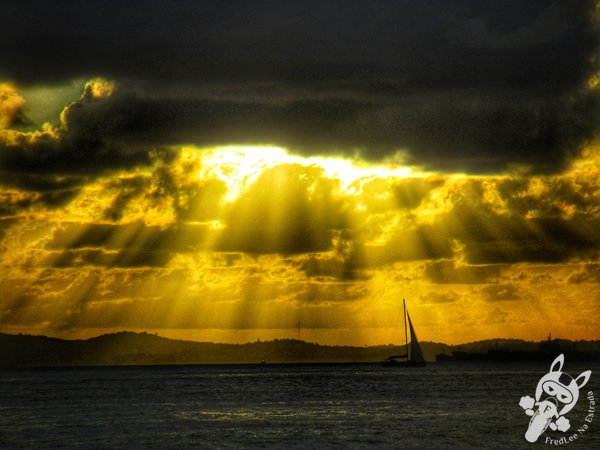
top-left (382, 299), bottom-right (426, 367)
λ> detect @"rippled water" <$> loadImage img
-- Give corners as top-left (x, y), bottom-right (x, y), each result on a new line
top-left (1, 362), bottom-right (598, 448)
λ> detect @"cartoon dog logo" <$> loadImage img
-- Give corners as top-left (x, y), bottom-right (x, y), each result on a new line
top-left (519, 354), bottom-right (591, 443)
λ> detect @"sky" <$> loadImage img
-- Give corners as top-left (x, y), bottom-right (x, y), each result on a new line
top-left (1, 0), bottom-right (599, 345)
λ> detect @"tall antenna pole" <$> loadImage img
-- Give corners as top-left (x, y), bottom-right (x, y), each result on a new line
top-left (298, 321), bottom-right (301, 339)
top-left (403, 299), bottom-right (408, 359)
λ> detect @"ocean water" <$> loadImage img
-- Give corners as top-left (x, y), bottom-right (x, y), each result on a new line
top-left (1, 362), bottom-right (598, 449)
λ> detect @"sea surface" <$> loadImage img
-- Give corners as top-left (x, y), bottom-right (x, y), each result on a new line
top-left (1, 362), bottom-right (599, 449)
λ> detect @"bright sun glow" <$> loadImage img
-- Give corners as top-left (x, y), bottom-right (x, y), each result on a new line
top-left (197, 145), bottom-right (414, 201)
top-left (2, 138), bottom-right (599, 346)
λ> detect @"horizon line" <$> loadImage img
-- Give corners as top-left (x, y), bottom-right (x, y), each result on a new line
top-left (2, 330), bottom-right (597, 348)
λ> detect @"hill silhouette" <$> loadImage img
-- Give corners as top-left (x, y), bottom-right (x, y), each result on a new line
top-left (0, 332), bottom-right (447, 366)
top-left (1, 332), bottom-right (598, 366)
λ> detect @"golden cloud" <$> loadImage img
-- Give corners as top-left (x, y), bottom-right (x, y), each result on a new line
top-left (1, 82), bottom-right (599, 344)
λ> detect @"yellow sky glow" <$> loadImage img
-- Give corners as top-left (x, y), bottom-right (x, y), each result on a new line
top-left (1, 83), bottom-right (599, 346)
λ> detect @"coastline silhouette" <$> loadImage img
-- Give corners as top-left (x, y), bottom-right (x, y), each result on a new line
top-left (1, 332), bottom-right (598, 366)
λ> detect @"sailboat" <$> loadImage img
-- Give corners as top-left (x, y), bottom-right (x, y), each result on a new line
top-left (381, 299), bottom-right (426, 367)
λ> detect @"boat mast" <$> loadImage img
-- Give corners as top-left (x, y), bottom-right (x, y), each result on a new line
top-left (403, 298), bottom-right (408, 360)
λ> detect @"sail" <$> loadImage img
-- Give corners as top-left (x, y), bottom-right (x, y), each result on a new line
top-left (407, 311), bottom-right (424, 362)
top-left (381, 299), bottom-right (426, 367)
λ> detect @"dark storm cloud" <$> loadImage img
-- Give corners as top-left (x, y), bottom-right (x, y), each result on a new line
top-left (1, 1), bottom-right (594, 88)
top-left (48, 221), bottom-right (209, 252)
top-left (297, 250), bottom-right (364, 282)
top-left (457, 217), bottom-right (600, 264)
top-left (45, 221), bottom-right (210, 267)
top-left (1, 0), bottom-right (599, 173)
top-left (0, 192), bottom-right (36, 216)
top-left (47, 248), bottom-right (173, 268)
top-left (437, 183), bottom-right (600, 264)
top-left (357, 173), bottom-right (600, 266)
top-left (0, 83), bottom-right (176, 195)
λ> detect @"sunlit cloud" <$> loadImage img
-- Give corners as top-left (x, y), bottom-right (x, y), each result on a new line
top-left (1, 77), bottom-right (599, 345)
